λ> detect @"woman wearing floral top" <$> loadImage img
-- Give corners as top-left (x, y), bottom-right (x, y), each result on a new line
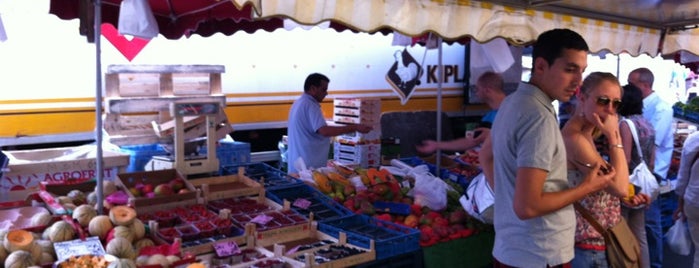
top-left (562, 72), bottom-right (642, 267)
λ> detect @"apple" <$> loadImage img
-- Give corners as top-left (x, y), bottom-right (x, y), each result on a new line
top-left (129, 187), bottom-right (142, 197)
top-left (154, 184), bottom-right (174, 196)
top-left (141, 184), bottom-right (154, 194)
top-left (169, 178), bottom-right (186, 193)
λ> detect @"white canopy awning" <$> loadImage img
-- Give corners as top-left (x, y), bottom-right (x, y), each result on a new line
top-left (235, 0), bottom-right (661, 56)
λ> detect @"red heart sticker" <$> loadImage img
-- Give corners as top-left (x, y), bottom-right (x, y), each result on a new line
top-left (101, 23), bottom-right (150, 61)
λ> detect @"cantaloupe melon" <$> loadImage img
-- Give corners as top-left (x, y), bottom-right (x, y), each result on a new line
top-left (72, 204), bottom-right (97, 227)
top-left (107, 258), bottom-right (137, 268)
top-left (105, 237), bottom-right (136, 260)
top-left (47, 221), bottom-right (75, 243)
top-left (109, 206), bottom-right (136, 226)
top-left (29, 212), bottom-right (52, 227)
top-left (4, 250), bottom-right (35, 268)
top-left (88, 215), bottom-right (114, 240)
top-left (133, 238), bottom-right (155, 253)
top-left (129, 219), bottom-right (145, 241)
top-left (112, 226), bottom-right (134, 243)
top-left (3, 230), bottom-right (34, 252)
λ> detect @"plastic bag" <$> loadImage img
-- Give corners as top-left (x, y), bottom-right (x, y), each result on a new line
top-left (629, 161), bottom-right (660, 202)
top-left (459, 173), bottom-right (494, 223)
top-left (118, 0), bottom-right (159, 39)
top-left (408, 166), bottom-right (450, 210)
top-left (664, 219), bottom-right (692, 256)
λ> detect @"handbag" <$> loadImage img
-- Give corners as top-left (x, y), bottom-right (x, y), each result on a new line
top-left (574, 203), bottom-right (641, 268)
top-left (623, 118), bottom-right (660, 201)
top-left (459, 173), bottom-right (494, 223)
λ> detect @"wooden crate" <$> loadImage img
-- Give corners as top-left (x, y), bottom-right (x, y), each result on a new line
top-left (103, 64), bottom-right (231, 146)
top-left (115, 169), bottom-right (199, 214)
top-left (257, 222), bottom-right (376, 268)
top-left (188, 166), bottom-right (264, 203)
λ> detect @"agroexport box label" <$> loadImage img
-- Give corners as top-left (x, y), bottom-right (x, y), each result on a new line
top-left (2, 167), bottom-right (119, 192)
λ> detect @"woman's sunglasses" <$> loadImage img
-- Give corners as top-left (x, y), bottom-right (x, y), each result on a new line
top-left (596, 96), bottom-right (622, 109)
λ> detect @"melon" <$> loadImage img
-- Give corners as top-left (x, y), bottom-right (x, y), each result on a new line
top-left (39, 252), bottom-right (54, 266)
top-left (133, 238), bottom-right (155, 253)
top-left (109, 206), bottom-right (137, 226)
top-left (112, 226), bottom-right (134, 243)
top-left (3, 230), bottom-right (34, 252)
top-left (135, 255), bottom-right (149, 266)
top-left (67, 190), bottom-right (86, 205)
top-left (29, 212), bottom-right (52, 227)
top-left (101, 181), bottom-right (118, 197)
top-left (0, 243), bottom-right (8, 265)
top-left (105, 237), bottom-right (136, 260)
top-left (0, 229), bottom-right (9, 241)
top-left (40, 226), bottom-right (52, 240)
top-left (88, 215), bottom-right (114, 240)
top-left (146, 254), bottom-right (168, 267)
top-left (107, 258), bottom-right (137, 268)
top-left (35, 240), bottom-right (54, 257)
top-left (62, 203), bottom-right (76, 213)
top-left (4, 250), bottom-right (35, 268)
top-left (72, 204), bottom-right (97, 227)
top-left (129, 219), bottom-right (145, 240)
top-left (186, 263), bottom-right (206, 268)
top-left (165, 255), bottom-right (181, 265)
top-left (47, 221), bottom-right (75, 243)
top-left (28, 243), bottom-right (40, 264)
top-left (87, 192), bottom-right (98, 206)
top-left (56, 196), bottom-right (72, 205)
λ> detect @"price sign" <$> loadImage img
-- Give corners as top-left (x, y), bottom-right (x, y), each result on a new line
top-left (292, 198), bottom-right (312, 210)
top-left (54, 237), bottom-right (105, 261)
top-left (250, 214), bottom-right (273, 225)
top-left (213, 241), bottom-right (241, 257)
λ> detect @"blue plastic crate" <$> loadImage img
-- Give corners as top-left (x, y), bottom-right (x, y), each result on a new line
top-left (221, 163), bottom-right (303, 190)
top-left (119, 143), bottom-right (169, 172)
top-left (267, 184), bottom-right (353, 222)
top-left (318, 214), bottom-right (420, 260)
top-left (673, 106), bottom-right (685, 118)
top-left (201, 141), bottom-right (251, 168)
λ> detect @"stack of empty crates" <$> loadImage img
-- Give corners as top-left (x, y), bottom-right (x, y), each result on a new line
top-left (332, 98), bottom-right (381, 168)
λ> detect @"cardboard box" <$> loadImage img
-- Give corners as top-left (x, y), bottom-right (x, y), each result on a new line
top-left (115, 169), bottom-right (198, 213)
top-left (1, 145), bottom-right (129, 192)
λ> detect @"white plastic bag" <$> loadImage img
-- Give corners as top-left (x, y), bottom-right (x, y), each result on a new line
top-left (664, 219), bottom-right (692, 256)
top-left (459, 173), bottom-right (494, 223)
top-left (118, 0), bottom-right (159, 39)
top-left (629, 161), bottom-right (660, 201)
top-left (408, 167), bottom-right (450, 211)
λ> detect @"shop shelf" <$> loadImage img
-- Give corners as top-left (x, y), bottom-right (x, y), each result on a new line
top-left (318, 214), bottom-right (419, 260)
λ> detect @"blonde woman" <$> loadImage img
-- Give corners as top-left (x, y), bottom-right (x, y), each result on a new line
top-left (562, 72), bottom-right (643, 267)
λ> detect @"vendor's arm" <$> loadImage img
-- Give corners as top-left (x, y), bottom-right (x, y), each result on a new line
top-left (416, 128), bottom-right (489, 154)
top-left (513, 165), bottom-right (614, 220)
top-left (317, 123), bottom-right (373, 137)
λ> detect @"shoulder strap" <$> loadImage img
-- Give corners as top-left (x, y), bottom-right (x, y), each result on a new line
top-left (573, 202), bottom-right (607, 235)
top-left (622, 118), bottom-right (645, 161)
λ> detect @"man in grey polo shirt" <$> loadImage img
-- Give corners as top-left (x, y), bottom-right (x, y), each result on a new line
top-left (490, 29), bottom-right (615, 267)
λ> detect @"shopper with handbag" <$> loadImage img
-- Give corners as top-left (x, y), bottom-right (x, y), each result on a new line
top-left (618, 83), bottom-right (655, 268)
top-left (561, 72), bottom-right (643, 267)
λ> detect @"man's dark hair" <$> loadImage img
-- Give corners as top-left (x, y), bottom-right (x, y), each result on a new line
top-left (304, 73), bottom-right (330, 92)
top-left (619, 83), bottom-right (644, 116)
top-left (532, 29), bottom-right (589, 67)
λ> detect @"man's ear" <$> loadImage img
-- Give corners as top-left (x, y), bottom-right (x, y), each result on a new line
top-left (533, 57), bottom-right (548, 74)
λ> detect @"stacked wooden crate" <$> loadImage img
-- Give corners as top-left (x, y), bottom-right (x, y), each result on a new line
top-left (103, 64), bottom-right (231, 146)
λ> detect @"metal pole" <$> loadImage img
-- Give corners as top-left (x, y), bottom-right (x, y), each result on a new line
top-left (435, 37), bottom-right (443, 177)
top-left (95, 0), bottom-right (104, 214)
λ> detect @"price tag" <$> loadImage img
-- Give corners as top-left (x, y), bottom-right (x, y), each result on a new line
top-left (54, 237), bottom-right (105, 261)
top-left (213, 241), bottom-right (241, 257)
top-left (250, 214), bottom-right (273, 225)
top-left (293, 198), bottom-right (312, 210)
top-left (286, 245), bottom-right (301, 255)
